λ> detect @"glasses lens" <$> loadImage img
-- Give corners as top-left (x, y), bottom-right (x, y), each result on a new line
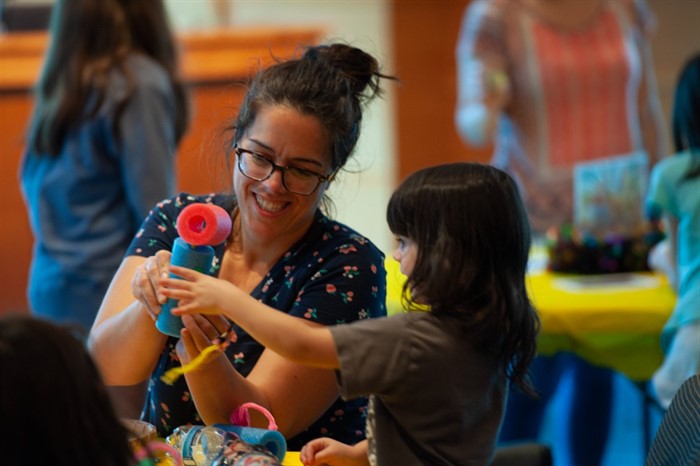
top-left (237, 148), bottom-right (322, 195)
top-left (284, 167), bottom-right (321, 195)
top-left (239, 150), bottom-right (272, 180)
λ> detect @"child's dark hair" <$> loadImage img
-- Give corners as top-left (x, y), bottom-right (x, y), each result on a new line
top-left (0, 315), bottom-right (134, 465)
top-left (231, 43), bottom-right (397, 173)
top-left (387, 163), bottom-right (539, 395)
top-left (672, 53), bottom-right (700, 180)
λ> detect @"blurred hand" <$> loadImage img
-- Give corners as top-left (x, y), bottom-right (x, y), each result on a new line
top-left (456, 58), bottom-right (510, 146)
top-left (463, 59), bottom-right (510, 110)
top-left (131, 250), bottom-right (172, 320)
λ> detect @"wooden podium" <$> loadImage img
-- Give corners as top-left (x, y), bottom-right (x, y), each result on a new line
top-left (0, 27), bottom-right (323, 314)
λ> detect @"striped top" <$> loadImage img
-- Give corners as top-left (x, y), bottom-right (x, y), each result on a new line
top-left (645, 374), bottom-right (700, 466)
top-left (457, 0), bottom-right (663, 232)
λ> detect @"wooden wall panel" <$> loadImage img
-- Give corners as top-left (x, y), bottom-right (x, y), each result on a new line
top-left (0, 93), bottom-right (34, 313)
top-left (392, 0), bottom-right (490, 183)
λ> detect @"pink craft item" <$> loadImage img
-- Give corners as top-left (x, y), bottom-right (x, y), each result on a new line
top-left (176, 203), bottom-right (232, 246)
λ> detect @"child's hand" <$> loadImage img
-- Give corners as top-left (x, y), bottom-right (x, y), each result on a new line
top-left (300, 438), bottom-right (369, 466)
top-left (159, 265), bottom-right (239, 316)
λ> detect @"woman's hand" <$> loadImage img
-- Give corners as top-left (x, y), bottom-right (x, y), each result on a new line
top-left (131, 250), bottom-right (173, 320)
top-left (300, 438), bottom-right (369, 466)
top-left (177, 314), bottom-right (235, 365)
top-left (459, 59), bottom-right (510, 109)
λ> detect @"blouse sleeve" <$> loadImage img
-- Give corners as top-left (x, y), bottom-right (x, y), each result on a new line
top-left (630, 0), bottom-right (656, 38)
top-left (455, 0), bottom-right (510, 146)
top-left (455, 0), bottom-right (508, 66)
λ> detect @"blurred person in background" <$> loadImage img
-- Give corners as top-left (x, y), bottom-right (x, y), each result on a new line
top-left (646, 52), bottom-right (700, 410)
top-left (455, 0), bottom-right (667, 464)
top-left (20, 0), bottom-right (189, 332)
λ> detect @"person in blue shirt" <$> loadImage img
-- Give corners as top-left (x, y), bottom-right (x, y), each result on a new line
top-left (646, 53), bottom-right (700, 410)
top-left (20, 0), bottom-right (189, 332)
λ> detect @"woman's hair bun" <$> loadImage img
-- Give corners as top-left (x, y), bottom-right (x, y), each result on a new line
top-left (303, 43), bottom-right (385, 100)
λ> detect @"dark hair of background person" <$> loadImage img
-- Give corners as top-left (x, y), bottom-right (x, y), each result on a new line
top-left (386, 163), bottom-right (540, 397)
top-left (227, 43), bottom-right (397, 208)
top-left (673, 53), bottom-right (700, 180)
top-left (0, 315), bottom-right (133, 466)
top-left (28, 0), bottom-right (189, 156)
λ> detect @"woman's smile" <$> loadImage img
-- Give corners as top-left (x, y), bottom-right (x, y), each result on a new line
top-left (253, 193), bottom-right (289, 215)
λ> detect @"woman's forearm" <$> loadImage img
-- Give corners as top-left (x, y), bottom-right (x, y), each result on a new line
top-left (185, 353), bottom-right (265, 426)
top-left (89, 300), bottom-right (167, 385)
top-left (186, 348), bottom-right (340, 438)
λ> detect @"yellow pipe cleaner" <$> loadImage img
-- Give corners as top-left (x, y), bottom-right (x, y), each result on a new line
top-left (160, 343), bottom-right (221, 385)
top-left (160, 324), bottom-right (235, 385)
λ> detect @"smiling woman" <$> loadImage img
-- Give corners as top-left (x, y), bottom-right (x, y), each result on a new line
top-left (88, 43), bottom-right (397, 450)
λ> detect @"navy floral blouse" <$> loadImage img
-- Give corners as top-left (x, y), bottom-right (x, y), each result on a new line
top-left (126, 193), bottom-right (387, 450)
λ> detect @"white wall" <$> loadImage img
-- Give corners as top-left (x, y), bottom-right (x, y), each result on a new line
top-left (166, 0), bottom-right (397, 255)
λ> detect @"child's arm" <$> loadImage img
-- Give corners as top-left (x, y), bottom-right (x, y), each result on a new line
top-left (160, 265), bottom-right (340, 369)
top-left (300, 439), bottom-right (369, 466)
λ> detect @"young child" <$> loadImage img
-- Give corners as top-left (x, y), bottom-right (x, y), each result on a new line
top-left (646, 53), bottom-right (700, 410)
top-left (160, 163), bottom-right (540, 465)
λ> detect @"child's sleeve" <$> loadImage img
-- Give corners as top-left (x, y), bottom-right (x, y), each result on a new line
top-left (330, 316), bottom-right (409, 400)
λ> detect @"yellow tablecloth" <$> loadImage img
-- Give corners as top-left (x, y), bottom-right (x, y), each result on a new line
top-left (385, 258), bottom-right (676, 381)
top-left (282, 451), bottom-right (302, 465)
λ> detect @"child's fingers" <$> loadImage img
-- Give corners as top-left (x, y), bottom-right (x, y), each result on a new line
top-left (300, 439), bottom-right (328, 464)
top-left (169, 265), bottom-right (201, 281)
top-left (160, 277), bottom-right (192, 290)
top-left (171, 303), bottom-right (196, 315)
top-left (159, 287), bottom-right (192, 302)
